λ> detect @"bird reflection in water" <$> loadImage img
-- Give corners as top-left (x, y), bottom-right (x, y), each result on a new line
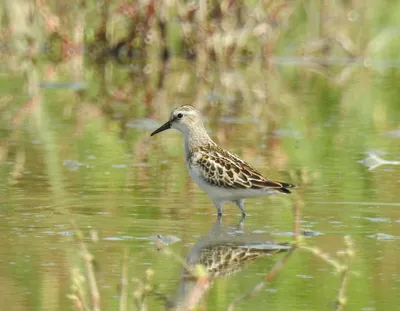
top-left (163, 219), bottom-right (291, 310)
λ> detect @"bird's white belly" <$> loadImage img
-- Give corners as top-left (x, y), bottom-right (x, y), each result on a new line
top-left (187, 165), bottom-right (279, 202)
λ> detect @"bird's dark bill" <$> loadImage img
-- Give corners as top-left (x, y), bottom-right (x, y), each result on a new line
top-left (150, 120), bottom-right (171, 136)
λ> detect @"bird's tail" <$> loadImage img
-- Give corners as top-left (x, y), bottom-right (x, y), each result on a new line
top-left (278, 182), bottom-right (298, 194)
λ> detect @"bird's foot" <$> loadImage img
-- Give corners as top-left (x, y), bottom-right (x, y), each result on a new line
top-left (238, 213), bottom-right (246, 228)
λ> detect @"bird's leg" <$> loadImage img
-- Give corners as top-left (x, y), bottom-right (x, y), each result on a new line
top-left (235, 199), bottom-right (247, 218)
top-left (237, 215), bottom-right (245, 230)
top-left (213, 200), bottom-right (223, 217)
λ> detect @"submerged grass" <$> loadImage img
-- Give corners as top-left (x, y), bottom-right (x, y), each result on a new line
top-left (69, 221), bottom-right (100, 311)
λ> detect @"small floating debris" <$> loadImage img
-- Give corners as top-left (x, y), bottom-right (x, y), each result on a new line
top-left (272, 129), bottom-right (302, 139)
top-left (39, 81), bottom-right (87, 90)
top-left (358, 152), bottom-right (400, 170)
top-left (151, 234), bottom-right (181, 246)
top-left (58, 231), bottom-right (74, 237)
top-left (302, 230), bottom-right (323, 237)
top-left (296, 274), bottom-right (314, 279)
top-left (363, 217), bottom-right (391, 223)
top-left (219, 116), bottom-right (259, 124)
top-left (367, 233), bottom-right (396, 240)
top-left (103, 237), bottom-right (123, 241)
top-left (383, 129), bottom-right (400, 138)
top-left (62, 159), bottom-right (83, 171)
top-left (272, 230), bottom-right (322, 237)
top-left (126, 118), bottom-right (160, 130)
top-left (252, 230), bottom-right (267, 234)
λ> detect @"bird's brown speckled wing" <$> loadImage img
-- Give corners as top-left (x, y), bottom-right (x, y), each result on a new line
top-left (190, 145), bottom-right (295, 192)
top-left (199, 245), bottom-right (278, 277)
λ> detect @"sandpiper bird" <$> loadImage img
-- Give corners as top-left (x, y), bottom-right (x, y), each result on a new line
top-left (150, 105), bottom-right (296, 217)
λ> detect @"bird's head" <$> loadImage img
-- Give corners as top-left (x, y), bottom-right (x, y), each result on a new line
top-left (150, 105), bottom-right (203, 137)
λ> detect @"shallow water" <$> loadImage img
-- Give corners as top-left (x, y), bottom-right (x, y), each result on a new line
top-left (1, 54), bottom-right (400, 311)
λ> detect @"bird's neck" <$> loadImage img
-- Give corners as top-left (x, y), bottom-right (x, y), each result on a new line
top-left (183, 126), bottom-right (214, 160)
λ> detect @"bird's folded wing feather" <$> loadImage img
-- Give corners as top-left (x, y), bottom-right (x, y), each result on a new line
top-left (192, 146), bottom-right (291, 190)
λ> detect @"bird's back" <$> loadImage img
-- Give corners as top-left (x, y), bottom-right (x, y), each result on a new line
top-left (188, 143), bottom-right (295, 193)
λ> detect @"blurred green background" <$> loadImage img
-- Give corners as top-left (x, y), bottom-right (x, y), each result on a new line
top-left (0, 0), bottom-right (400, 310)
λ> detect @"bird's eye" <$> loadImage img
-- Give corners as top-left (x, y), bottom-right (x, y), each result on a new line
top-left (177, 113), bottom-right (183, 119)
